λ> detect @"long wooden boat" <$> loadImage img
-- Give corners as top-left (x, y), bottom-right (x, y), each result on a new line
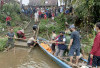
top-left (37, 37), bottom-right (88, 68)
top-left (37, 38), bottom-right (72, 68)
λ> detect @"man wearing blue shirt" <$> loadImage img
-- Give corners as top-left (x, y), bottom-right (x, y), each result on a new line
top-left (68, 25), bottom-right (81, 64)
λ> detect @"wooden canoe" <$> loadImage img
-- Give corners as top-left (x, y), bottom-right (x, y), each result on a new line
top-left (37, 37), bottom-right (88, 68)
top-left (37, 38), bottom-right (72, 68)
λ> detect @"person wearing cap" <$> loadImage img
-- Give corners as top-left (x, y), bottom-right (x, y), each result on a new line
top-left (68, 24), bottom-right (81, 64)
top-left (54, 31), bottom-right (66, 57)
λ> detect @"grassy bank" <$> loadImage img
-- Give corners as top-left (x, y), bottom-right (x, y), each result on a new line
top-left (0, 38), bottom-right (7, 51)
top-left (39, 18), bottom-right (66, 39)
top-left (0, 2), bottom-right (30, 30)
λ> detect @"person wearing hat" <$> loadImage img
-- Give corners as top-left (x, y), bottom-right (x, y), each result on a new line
top-left (68, 24), bottom-right (81, 64)
top-left (54, 31), bottom-right (66, 58)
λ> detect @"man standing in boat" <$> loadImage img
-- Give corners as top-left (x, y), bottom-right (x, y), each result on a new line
top-left (68, 25), bottom-right (81, 64)
top-left (54, 31), bottom-right (66, 58)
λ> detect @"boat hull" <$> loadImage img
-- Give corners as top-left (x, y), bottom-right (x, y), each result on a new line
top-left (37, 38), bottom-right (72, 68)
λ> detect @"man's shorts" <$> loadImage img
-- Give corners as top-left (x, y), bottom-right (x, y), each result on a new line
top-left (92, 55), bottom-right (100, 67)
top-left (68, 47), bottom-right (80, 56)
top-left (6, 41), bottom-right (14, 48)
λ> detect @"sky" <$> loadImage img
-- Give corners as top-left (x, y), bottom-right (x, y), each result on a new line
top-left (18, 0), bottom-right (29, 5)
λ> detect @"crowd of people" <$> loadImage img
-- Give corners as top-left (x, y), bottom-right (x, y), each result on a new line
top-left (50, 22), bottom-right (100, 68)
top-left (3, 5), bottom-right (100, 68)
top-left (27, 21), bottom-right (100, 68)
top-left (21, 6), bottom-right (73, 23)
top-left (5, 6), bottom-right (72, 27)
top-left (5, 21), bottom-right (100, 68)
top-left (26, 20), bottom-right (100, 67)
top-left (50, 24), bottom-right (81, 65)
top-left (22, 6), bottom-right (62, 18)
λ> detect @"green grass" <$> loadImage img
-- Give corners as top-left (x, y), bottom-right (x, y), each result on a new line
top-left (39, 18), bottom-right (66, 39)
top-left (0, 38), bottom-right (7, 51)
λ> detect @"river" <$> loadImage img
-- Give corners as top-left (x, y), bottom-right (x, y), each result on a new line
top-left (0, 46), bottom-right (61, 68)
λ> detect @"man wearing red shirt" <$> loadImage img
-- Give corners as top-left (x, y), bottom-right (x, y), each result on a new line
top-left (90, 22), bottom-right (100, 68)
top-left (6, 16), bottom-right (11, 26)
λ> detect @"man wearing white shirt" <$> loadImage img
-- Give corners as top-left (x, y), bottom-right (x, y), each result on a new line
top-left (34, 11), bottom-right (39, 23)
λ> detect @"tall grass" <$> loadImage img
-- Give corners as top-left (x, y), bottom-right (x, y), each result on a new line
top-left (0, 38), bottom-right (7, 51)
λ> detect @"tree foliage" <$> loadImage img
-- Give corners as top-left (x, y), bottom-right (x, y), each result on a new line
top-left (0, 2), bottom-right (21, 26)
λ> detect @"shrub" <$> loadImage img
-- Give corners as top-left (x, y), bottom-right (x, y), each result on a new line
top-left (0, 38), bottom-right (7, 51)
top-left (39, 18), bottom-right (66, 39)
top-left (39, 19), bottom-right (48, 32)
top-left (1, 2), bottom-right (21, 27)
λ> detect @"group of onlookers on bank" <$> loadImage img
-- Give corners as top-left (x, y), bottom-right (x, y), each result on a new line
top-left (5, 6), bottom-right (72, 28)
top-left (21, 6), bottom-right (73, 22)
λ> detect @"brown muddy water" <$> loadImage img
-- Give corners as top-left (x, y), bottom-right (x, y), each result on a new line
top-left (0, 47), bottom-right (60, 68)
